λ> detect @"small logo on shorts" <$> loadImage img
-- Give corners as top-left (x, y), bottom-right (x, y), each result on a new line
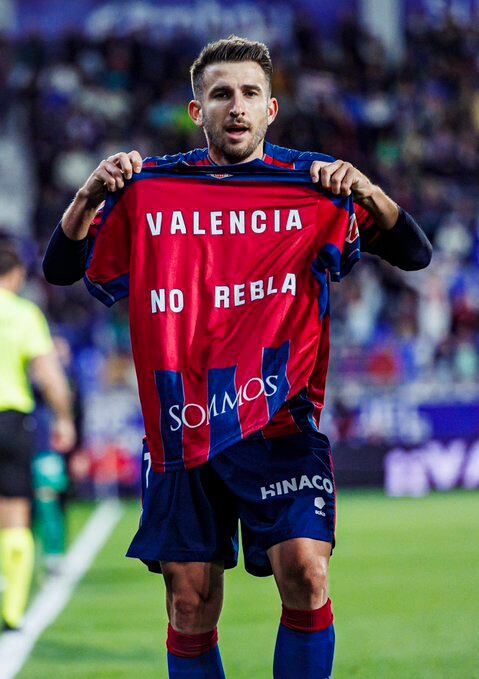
top-left (314, 496), bottom-right (326, 516)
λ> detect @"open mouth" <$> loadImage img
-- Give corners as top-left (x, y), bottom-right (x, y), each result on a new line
top-left (225, 125), bottom-right (250, 140)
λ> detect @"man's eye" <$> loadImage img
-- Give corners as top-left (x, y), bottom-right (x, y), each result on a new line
top-left (245, 91), bottom-right (258, 97)
top-left (214, 92), bottom-right (229, 99)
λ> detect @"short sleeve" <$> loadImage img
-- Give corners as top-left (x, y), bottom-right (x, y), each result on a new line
top-left (84, 192), bottom-right (131, 307)
top-left (22, 304), bottom-right (54, 360)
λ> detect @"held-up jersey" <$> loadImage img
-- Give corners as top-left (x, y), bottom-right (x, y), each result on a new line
top-left (85, 153), bottom-right (360, 472)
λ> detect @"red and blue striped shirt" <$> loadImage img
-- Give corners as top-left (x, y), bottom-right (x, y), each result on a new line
top-left (84, 144), bottom-right (364, 471)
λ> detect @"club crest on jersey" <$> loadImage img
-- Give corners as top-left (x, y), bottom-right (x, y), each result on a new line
top-left (346, 213), bottom-right (359, 243)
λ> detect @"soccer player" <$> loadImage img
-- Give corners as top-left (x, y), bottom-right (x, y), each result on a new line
top-left (43, 37), bottom-right (431, 678)
top-left (0, 244), bottom-right (76, 630)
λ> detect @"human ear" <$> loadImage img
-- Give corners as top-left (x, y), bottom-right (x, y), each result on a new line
top-left (188, 100), bottom-right (204, 128)
top-left (267, 97), bottom-right (279, 125)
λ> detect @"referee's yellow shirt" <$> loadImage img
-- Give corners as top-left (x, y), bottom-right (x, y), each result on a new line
top-left (0, 287), bottom-right (54, 414)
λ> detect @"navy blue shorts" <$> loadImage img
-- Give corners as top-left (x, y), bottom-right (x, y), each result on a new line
top-left (126, 427), bottom-right (336, 577)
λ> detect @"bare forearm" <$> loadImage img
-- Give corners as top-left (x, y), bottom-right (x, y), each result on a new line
top-left (31, 353), bottom-right (77, 452)
top-left (60, 150), bottom-right (142, 240)
top-left (44, 191), bottom-right (100, 284)
top-left (43, 189), bottom-right (102, 285)
top-left (43, 150), bottom-right (143, 285)
top-left (309, 157), bottom-right (431, 269)
top-left (355, 185), bottom-right (400, 231)
top-left (41, 371), bottom-right (73, 419)
top-left (31, 354), bottom-right (73, 419)
top-left (61, 189), bottom-right (102, 240)
top-left (309, 160), bottom-right (399, 230)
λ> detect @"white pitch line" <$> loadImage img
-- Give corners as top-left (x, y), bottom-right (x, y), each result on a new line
top-left (0, 499), bottom-right (124, 679)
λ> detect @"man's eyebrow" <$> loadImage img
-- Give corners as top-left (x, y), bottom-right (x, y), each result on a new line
top-left (241, 84), bottom-right (262, 91)
top-left (208, 84), bottom-right (233, 94)
top-left (208, 83), bottom-right (263, 95)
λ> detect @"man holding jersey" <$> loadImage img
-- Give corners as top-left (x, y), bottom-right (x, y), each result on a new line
top-left (44, 36), bottom-right (431, 679)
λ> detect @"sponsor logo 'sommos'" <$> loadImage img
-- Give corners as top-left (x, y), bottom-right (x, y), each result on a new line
top-left (169, 374), bottom-right (280, 430)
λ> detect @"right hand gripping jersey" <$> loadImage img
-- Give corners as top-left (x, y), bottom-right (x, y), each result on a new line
top-left (85, 159), bottom-right (360, 472)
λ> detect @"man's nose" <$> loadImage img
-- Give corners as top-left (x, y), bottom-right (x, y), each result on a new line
top-left (229, 92), bottom-right (245, 117)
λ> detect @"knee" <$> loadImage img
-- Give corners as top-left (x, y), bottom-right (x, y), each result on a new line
top-left (277, 561), bottom-right (329, 610)
top-left (169, 587), bottom-right (222, 634)
top-left (163, 562), bottom-right (224, 634)
top-left (170, 591), bottom-right (203, 632)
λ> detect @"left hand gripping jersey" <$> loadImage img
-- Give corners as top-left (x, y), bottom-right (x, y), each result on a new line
top-left (85, 159), bottom-right (360, 472)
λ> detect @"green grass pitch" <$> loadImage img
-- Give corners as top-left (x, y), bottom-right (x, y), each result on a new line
top-left (17, 491), bottom-right (479, 678)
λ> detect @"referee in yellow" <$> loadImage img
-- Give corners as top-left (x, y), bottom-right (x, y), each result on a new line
top-left (0, 243), bottom-right (75, 631)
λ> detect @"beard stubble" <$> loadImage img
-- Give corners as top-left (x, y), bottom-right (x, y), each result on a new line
top-left (203, 112), bottom-right (269, 163)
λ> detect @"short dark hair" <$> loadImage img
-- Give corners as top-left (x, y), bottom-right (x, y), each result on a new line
top-left (190, 35), bottom-right (273, 98)
top-left (0, 245), bottom-right (23, 276)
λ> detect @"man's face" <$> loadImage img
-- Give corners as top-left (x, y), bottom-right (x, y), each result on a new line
top-left (189, 61), bottom-right (278, 164)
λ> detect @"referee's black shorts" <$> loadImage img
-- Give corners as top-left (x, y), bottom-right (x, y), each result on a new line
top-left (0, 410), bottom-right (34, 498)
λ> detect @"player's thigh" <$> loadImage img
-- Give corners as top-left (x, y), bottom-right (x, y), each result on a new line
top-left (268, 537), bottom-right (331, 608)
top-left (161, 559), bottom-right (224, 593)
top-left (211, 426), bottom-right (336, 578)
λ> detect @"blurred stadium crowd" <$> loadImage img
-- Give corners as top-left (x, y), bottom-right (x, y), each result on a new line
top-left (0, 10), bottom-right (478, 455)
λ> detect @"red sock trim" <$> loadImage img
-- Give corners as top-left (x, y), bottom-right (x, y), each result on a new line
top-left (281, 598), bottom-right (334, 633)
top-left (166, 624), bottom-right (219, 658)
